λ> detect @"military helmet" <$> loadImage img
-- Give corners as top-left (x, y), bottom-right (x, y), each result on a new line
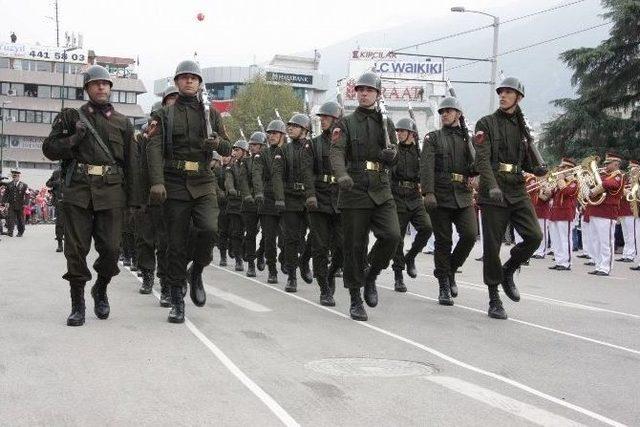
top-left (395, 118), bottom-right (417, 134)
top-left (496, 76), bottom-right (525, 97)
top-left (437, 96), bottom-right (463, 114)
top-left (233, 139), bottom-right (249, 152)
top-left (287, 113), bottom-right (311, 131)
top-left (249, 131), bottom-right (267, 145)
top-left (174, 60), bottom-right (203, 82)
top-left (150, 101), bottom-right (162, 114)
top-left (162, 85), bottom-right (179, 104)
top-left (83, 65), bottom-right (113, 89)
top-left (355, 71), bottom-right (382, 92)
top-left (317, 101), bottom-right (343, 119)
top-left (266, 119), bottom-right (286, 134)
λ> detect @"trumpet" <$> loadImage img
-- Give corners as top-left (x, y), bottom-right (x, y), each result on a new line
top-left (626, 171), bottom-right (640, 202)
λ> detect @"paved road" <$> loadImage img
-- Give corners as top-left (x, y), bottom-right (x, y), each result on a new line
top-left (1, 225), bottom-right (638, 426)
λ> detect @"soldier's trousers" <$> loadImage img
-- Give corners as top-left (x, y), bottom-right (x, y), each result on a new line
top-left (228, 212), bottom-right (244, 261)
top-left (242, 212), bottom-right (259, 262)
top-left (341, 199), bottom-right (401, 289)
top-left (122, 210), bottom-right (137, 261)
top-left (392, 206), bottom-right (432, 271)
top-left (164, 194), bottom-right (218, 288)
top-left (282, 210), bottom-right (308, 271)
top-left (431, 205), bottom-right (477, 279)
top-left (54, 202), bottom-right (64, 240)
top-left (62, 203), bottom-right (122, 284)
top-left (260, 214), bottom-right (280, 268)
top-left (218, 206), bottom-right (230, 253)
top-left (6, 208), bottom-right (25, 235)
top-left (480, 199), bottom-right (542, 286)
top-left (136, 205), bottom-right (168, 278)
top-left (309, 211), bottom-right (343, 282)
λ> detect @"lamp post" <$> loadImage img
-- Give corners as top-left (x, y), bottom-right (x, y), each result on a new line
top-left (0, 100), bottom-right (12, 177)
top-left (451, 6), bottom-right (500, 112)
top-left (60, 46), bottom-right (80, 110)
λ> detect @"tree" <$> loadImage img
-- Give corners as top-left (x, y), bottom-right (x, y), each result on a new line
top-left (541, 0), bottom-right (640, 162)
top-left (222, 76), bottom-right (303, 141)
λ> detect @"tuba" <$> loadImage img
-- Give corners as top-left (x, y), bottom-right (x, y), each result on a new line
top-left (576, 156), bottom-right (606, 207)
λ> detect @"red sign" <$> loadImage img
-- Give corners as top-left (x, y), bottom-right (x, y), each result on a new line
top-left (212, 100), bottom-right (234, 115)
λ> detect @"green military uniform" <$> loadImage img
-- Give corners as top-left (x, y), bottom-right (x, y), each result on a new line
top-left (46, 169), bottom-right (65, 251)
top-left (2, 176), bottom-right (27, 236)
top-left (215, 160), bottom-right (230, 265)
top-left (42, 65), bottom-right (140, 327)
top-left (240, 136), bottom-right (262, 277)
top-left (421, 100), bottom-right (477, 305)
top-left (224, 142), bottom-right (248, 272)
top-left (329, 72), bottom-right (401, 321)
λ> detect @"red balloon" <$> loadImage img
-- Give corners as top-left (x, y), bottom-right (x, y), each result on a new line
top-left (196, 12), bottom-right (205, 21)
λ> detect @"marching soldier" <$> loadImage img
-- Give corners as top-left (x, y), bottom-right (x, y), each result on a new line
top-left (2, 170), bottom-right (28, 237)
top-left (473, 76), bottom-right (547, 319)
top-left (147, 60), bottom-right (230, 323)
top-left (46, 167), bottom-right (65, 252)
top-left (273, 113), bottom-right (314, 293)
top-left (216, 153), bottom-right (231, 266)
top-left (390, 117), bottom-right (432, 293)
top-left (241, 132), bottom-right (266, 277)
top-left (421, 96), bottom-right (477, 305)
top-left (225, 140), bottom-right (249, 272)
top-left (253, 120), bottom-right (286, 284)
top-left (584, 152), bottom-right (624, 276)
top-left (547, 158), bottom-right (579, 271)
top-left (303, 101), bottom-right (344, 306)
top-left (329, 71), bottom-right (401, 321)
top-left (42, 65), bottom-right (140, 326)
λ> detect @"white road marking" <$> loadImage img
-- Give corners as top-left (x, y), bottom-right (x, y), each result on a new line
top-left (427, 376), bottom-right (584, 427)
top-left (204, 282), bottom-right (271, 312)
top-left (123, 266), bottom-right (298, 427)
top-left (209, 264), bottom-right (625, 427)
top-left (418, 273), bottom-right (640, 320)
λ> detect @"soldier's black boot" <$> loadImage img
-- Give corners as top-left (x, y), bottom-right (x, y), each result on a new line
top-left (159, 279), bottom-right (171, 308)
top-left (168, 286), bottom-right (185, 324)
top-left (67, 283), bottom-right (85, 327)
top-left (349, 288), bottom-right (368, 321)
top-left (187, 263), bottom-right (206, 307)
top-left (267, 264), bottom-right (278, 284)
top-left (448, 271), bottom-right (459, 298)
top-left (256, 254), bottom-right (265, 272)
top-left (130, 256), bottom-right (139, 272)
top-left (123, 257), bottom-right (132, 267)
top-left (501, 260), bottom-right (521, 302)
top-left (90, 276), bottom-right (110, 320)
top-left (285, 267), bottom-right (297, 293)
top-left (393, 269), bottom-right (407, 293)
top-left (363, 267), bottom-right (379, 308)
top-left (327, 264), bottom-right (338, 297)
top-left (235, 256), bottom-right (244, 272)
top-left (219, 249), bottom-right (228, 267)
top-left (299, 260), bottom-right (313, 284)
top-left (335, 267), bottom-right (343, 278)
top-left (405, 250), bottom-right (418, 279)
top-left (318, 277), bottom-right (335, 306)
top-left (56, 238), bottom-right (63, 253)
top-left (438, 276), bottom-right (454, 306)
top-left (246, 260), bottom-right (256, 278)
top-left (139, 269), bottom-right (154, 295)
top-left (488, 285), bottom-right (507, 319)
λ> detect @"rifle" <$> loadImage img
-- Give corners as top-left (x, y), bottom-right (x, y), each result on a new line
top-left (239, 128), bottom-right (247, 141)
top-left (444, 79), bottom-right (475, 162)
top-left (407, 102), bottom-right (419, 141)
top-left (274, 109), bottom-right (282, 120)
top-left (336, 81), bottom-right (344, 110)
top-left (376, 94), bottom-right (392, 149)
top-left (257, 116), bottom-right (265, 133)
top-left (200, 86), bottom-right (213, 137)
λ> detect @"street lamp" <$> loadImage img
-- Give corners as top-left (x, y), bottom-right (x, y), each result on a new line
top-left (451, 6), bottom-right (500, 112)
top-left (0, 100), bottom-right (12, 177)
top-left (61, 46), bottom-right (80, 110)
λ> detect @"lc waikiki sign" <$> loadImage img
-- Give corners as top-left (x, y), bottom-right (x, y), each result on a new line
top-left (349, 48), bottom-right (444, 82)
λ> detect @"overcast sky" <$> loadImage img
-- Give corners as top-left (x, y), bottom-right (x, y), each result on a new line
top-left (1, 0), bottom-right (571, 107)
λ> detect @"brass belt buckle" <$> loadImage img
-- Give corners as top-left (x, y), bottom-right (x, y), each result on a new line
top-left (329, 176), bottom-right (336, 184)
top-left (184, 161), bottom-right (199, 172)
top-left (365, 161), bottom-right (380, 171)
top-left (451, 173), bottom-right (464, 183)
top-left (499, 162), bottom-right (515, 173)
top-left (293, 183), bottom-right (305, 190)
top-left (87, 165), bottom-right (103, 176)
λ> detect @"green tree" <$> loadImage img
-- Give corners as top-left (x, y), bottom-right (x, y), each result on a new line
top-left (223, 76), bottom-right (303, 141)
top-left (541, 0), bottom-right (640, 162)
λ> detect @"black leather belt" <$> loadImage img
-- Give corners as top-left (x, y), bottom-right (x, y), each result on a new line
top-left (396, 180), bottom-right (419, 189)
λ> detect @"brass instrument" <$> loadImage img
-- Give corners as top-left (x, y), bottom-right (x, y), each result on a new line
top-left (625, 169), bottom-right (639, 202)
top-left (577, 155), bottom-right (606, 207)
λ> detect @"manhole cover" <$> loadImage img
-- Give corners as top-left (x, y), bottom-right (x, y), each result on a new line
top-left (306, 358), bottom-right (437, 378)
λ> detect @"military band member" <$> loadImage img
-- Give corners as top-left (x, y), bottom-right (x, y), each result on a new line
top-left (617, 160), bottom-right (638, 263)
top-left (528, 173), bottom-right (551, 260)
top-left (627, 160), bottom-right (640, 271)
top-left (473, 77), bottom-right (547, 319)
top-left (225, 140), bottom-right (250, 272)
top-left (329, 71), bottom-right (401, 321)
top-left (421, 96), bottom-right (477, 305)
top-left (390, 117), bottom-right (432, 293)
top-left (42, 65), bottom-right (140, 326)
top-left (547, 158), bottom-right (579, 271)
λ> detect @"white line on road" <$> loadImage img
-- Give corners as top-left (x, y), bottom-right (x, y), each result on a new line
top-left (378, 284), bottom-right (640, 357)
top-left (204, 282), bottom-right (271, 312)
top-left (209, 264), bottom-right (625, 427)
top-left (427, 376), bottom-right (585, 427)
top-left (123, 266), bottom-right (298, 427)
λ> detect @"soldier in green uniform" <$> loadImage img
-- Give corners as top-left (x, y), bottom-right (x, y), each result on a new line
top-left (146, 60), bottom-right (230, 323)
top-left (390, 117), bottom-right (432, 293)
top-left (303, 101), bottom-right (344, 306)
top-left (272, 113), bottom-right (315, 292)
top-left (240, 132), bottom-right (265, 277)
top-left (42, 65), bottom-right (141, 326)
top-left (215, 153), bottom-right (231, 266)
top-left (224, 140), bottom-right (249, 272)
top-left (474, 77), bottom-right (547, 319)
top-left (421, 97), bottom-right (477, 306)
top-left (329, 71), bottom-right (401, 321)
top-left (46, 167), bottom-right (65, 252)
top-left (253, 120), bottom-right (286, 284)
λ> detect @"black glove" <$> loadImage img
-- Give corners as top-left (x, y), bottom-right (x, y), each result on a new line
top-left (380, 147), bottom-right (396, 164)
top-left (275, 200), bottom-right (285, 213)
top-left (532, 165), bottom-right (548, 177)
top-left (70, 120), bottom-right (87, 145)
top-left (337, 175), bottom-right (354, 192)
top-left (489, 187), bottom-right (504, 203)
top-left (423, 193), bottom-right (437, 211)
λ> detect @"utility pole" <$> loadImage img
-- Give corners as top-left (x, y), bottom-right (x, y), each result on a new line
top-left (55, 0), bottom-right (60, 47)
